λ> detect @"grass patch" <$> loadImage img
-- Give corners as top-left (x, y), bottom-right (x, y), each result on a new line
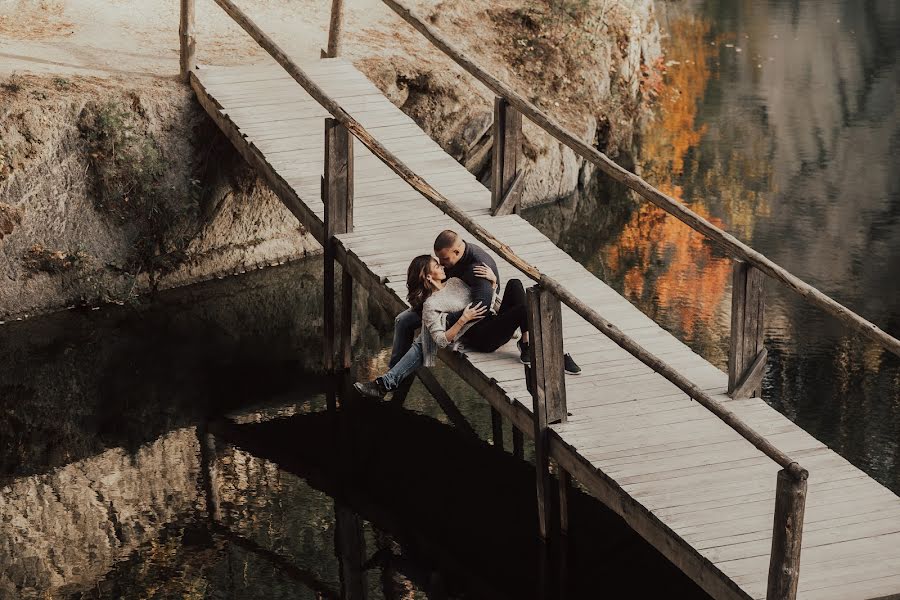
top-left (78, 99), bottom-right (190, 273)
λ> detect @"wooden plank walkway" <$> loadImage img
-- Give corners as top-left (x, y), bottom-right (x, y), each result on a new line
top-left (191, 57), bottom-right (900, 600)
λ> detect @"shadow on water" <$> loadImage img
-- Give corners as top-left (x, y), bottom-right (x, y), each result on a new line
top-left (0, 258), bottom-right (710, 599)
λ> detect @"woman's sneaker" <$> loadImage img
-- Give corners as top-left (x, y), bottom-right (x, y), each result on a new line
top-left (518, 339), bottom-right (531, 366)
top-left (564, 353), bottom-right (581, 375)
top-left (353, 377), bottom-right (389, 399)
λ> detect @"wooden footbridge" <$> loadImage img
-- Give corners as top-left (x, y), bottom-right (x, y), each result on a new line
top-left (178, 1), bottom-right (900, 599)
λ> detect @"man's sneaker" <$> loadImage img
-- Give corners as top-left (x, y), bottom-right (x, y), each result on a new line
top-left (564, 353), bottom-right (581, 375)
top-left (518, 339), bottom-right (531, 366)
top-left (353, 377), bottom-right (388, 399)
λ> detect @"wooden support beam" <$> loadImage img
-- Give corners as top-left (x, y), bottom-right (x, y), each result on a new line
top-left (729, 261), bottom-right (766, 396)
top-left (512, 427), bottom-right (524, 459)
top-left (766, 469), bottom-right (808, 600)
top-left (326, 0), bottom-right (345, 58)
top-left (491, 408), bottom-right (504, 449)
top-left (324, 118), bottom-right (354, 372)
top-left (528, 284), bottom-right (566, 540)
top-left (491, 97), bottom-right (523, 216)
top-left (341, 270), bottom-right (353, 369)
top-left (558, 466), bottom-right (570, 535)
top-left (416, 369), bottom-right (478, 439)
top-left (179, 0), bottom-right (196, 82)
top-left (732, 347), bottom-right (768, 401)
top-left (529, 286), bottom-right (567, 425)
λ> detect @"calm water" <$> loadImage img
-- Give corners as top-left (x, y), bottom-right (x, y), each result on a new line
top-left (526, 0), bottom-right (900, 493)
top-left (2, 0), bottom-right (899, 597)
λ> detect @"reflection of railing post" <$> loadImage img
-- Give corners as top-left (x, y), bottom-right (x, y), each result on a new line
top-left (729, 260), bottom-right (767, 399)
top-left (179, 0), bottom-right (196, 81)
top-left (324, 118), bottom-right (354, 372)
top-left (334, 504), bottom-right (368, 600)
top-left (491, 97), bottom-right (523, 216)
top-left (527, 284), bottom-right (567, 540)
top-left (766, 468), bottom-right (808, 600)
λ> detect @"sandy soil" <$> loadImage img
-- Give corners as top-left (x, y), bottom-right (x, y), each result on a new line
top-left (0, 0), bottom-right (393, 77)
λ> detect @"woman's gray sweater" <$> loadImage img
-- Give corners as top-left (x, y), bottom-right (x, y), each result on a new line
top-left (420, 278), bottom-right (474, 366)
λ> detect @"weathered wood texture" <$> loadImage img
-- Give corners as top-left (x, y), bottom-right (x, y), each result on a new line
top-left (179, 0), bottom-right (196, 81)
top-left (326, 0), bottom-right (344, 58)
top-left (491, 96), bottom-right (522, 216)
top-left (202, 0), bottom-right (812, 481)
top-left (767, 469), bottom-right (808, 600)
top-left (193, 57), bottom-right (900, 600)
top-left (379, 0), bottom-right (900, 359)
top-left (527, 285), bottom-right (554, 541)
top-left (324, 118), bottom-right (353, 372)
top-left (529, 285), bottom-right (567, 424)
top-left (729, 261), bottom-right (766, 396)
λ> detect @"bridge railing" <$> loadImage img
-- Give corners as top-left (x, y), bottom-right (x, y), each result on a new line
top-left (174, 1), bottom-right (871, 597)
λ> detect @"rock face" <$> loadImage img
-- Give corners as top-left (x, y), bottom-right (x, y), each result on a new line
top-left (0, 75), bottom-right (318, 320)
top-left (354, 0), bottom-right (662, 207)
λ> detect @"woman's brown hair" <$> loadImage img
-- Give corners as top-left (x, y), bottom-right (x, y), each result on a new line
top-left (406, 254), bottom-right (436, 313)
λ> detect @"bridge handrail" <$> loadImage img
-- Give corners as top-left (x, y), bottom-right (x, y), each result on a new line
top-left (380, 0), bottom-right (900, 361)
top-left (199, 0), bottom-right (807, 482)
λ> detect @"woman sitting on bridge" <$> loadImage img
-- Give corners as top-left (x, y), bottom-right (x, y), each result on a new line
top-left (354, 253), bottom-right (530, 399)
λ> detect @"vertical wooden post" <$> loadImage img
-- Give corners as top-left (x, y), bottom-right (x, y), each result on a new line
top-left (334, 504), bottom-right (368, 600)
top-left (766, 469), bottom-right (808, 600)
top-left (326, 0), bottom-right (345, 58)
top-left (491, 408), bottom-right (504, 449)
top-left (528, 284), bottom-right (567, 540)
top-left (179, 0), bottom-right (196, 82)
top-left (491, 97), bottom-right (523, 216)
top-left (558, 466), bottom-right (570, 535)
top-left (512, 427), bottom-right (524, 459)
top-left (729, 260), bottom-right (766, 397)
top-left (324, 118), bottom-right (354, 372)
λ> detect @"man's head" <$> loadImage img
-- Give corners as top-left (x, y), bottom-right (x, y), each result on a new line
top-left (434, 229), bottom-right (466, 269)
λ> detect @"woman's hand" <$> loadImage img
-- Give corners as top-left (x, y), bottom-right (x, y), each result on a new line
top-left (473, 263), bottom-right (496, 287)
top-left (461, 302), bottom-right (488, 324)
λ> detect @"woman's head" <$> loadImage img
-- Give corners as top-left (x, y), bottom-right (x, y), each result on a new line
top-left (407, 254), bottom-right (445, 311)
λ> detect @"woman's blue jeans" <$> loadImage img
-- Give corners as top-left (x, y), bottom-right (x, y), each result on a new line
top-left (380, 339), bottom-right (424, 390)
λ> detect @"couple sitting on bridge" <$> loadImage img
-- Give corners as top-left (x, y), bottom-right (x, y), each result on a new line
top-left (354, 230), bottom-right (581, 399)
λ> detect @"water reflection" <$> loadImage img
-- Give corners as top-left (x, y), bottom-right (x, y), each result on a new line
top-left (0, 259), bottom-right (710, 598)
top-left (525, 0), bottom-right (900, 493)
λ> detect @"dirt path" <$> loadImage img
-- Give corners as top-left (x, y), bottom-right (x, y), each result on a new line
top-left (0, 0), bottom-right (389, 78)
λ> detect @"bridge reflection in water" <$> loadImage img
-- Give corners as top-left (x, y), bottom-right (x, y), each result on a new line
top-left (0, 259), bottom-right (709, 599)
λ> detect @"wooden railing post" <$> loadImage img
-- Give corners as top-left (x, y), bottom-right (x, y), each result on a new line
top-left (324, 118), bottom-right (354, 372)
top-left (491, 96), bottom-right (523, 216)
top-left (766, 469), bottom-right (808, 600)
top-left (179, 0), bottom-right (196, 81)
top-left (729, 260), bottom-right (767, 399)
top-left (528, 284), bottom-right (567, 540)
top-left (325, 0), bottom-right (345, 58)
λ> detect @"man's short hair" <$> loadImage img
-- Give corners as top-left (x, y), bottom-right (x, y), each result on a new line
top-left (434, 230), bottom-right (459, 252)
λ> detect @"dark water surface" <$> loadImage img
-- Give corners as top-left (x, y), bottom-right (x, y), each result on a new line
top-left (0, 262), bottom-right (709, 599)
top-left (526, 0), bottom-right (900, 494)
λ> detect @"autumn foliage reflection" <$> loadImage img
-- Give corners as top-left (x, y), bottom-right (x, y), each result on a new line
top-left (604, 17), bottom-right (732, 359)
